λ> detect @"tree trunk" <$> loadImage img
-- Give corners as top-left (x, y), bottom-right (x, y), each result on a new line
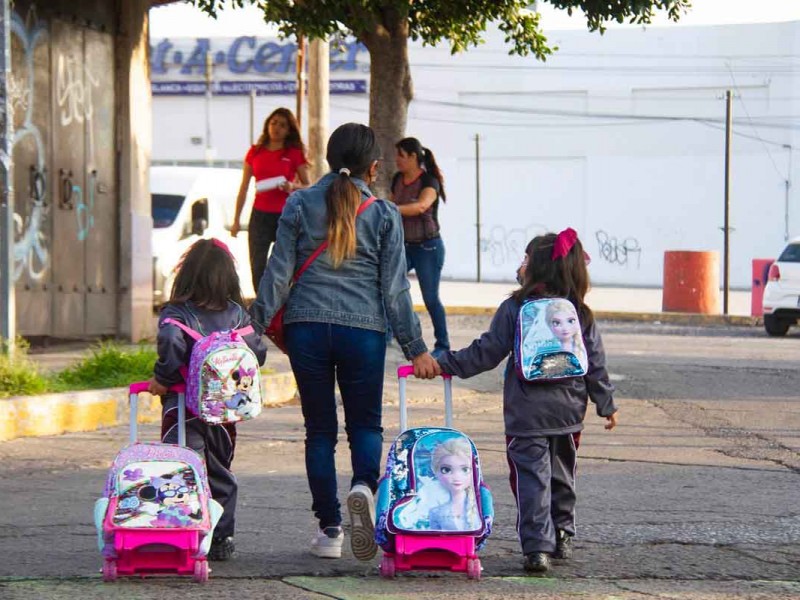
top-left (362, 19), bottom-right (412, 198)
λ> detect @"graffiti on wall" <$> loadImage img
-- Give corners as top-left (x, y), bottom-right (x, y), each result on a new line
top-left (481, 224), bottom-right (548, 269)
top-left (11, 11), bottom-right (50, 283)
top-left (56, 52), bottom-right (99, 127)
top-left (595, 230), bottom-right (642, 268)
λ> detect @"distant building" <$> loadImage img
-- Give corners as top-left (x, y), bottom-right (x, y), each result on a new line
top-left (151, 21), bottom-right (799, 288)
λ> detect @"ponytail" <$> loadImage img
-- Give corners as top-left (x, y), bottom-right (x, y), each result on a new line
top-left (325, 172), bottom-right (361, 268)
top-left (324, 123), bottom-right (382, 269)
top-left (421, 146), bottom-right (446, 202)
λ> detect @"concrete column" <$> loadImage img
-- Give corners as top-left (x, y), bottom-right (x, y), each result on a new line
top-left (306, 38), bottom-right (329, 182)
top-left (115, 0), bottom-right (153, 341)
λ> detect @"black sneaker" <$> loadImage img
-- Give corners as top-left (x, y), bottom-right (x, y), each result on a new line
top-left (208, 535), bottom-right (235, 561)
top-left (523, 552), bottom-right (551, 574)
top-left (553, 529), bottom-right (573, 560)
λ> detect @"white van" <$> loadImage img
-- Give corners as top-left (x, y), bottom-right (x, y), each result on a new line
top-left (150, 166), bottom-right (256, 304)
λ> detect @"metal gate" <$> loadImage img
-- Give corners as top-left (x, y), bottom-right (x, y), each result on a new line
top-left (12, 10), bottom-right (117, 337)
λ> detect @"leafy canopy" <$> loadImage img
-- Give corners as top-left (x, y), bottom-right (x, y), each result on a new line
top-left (193, 1), bottom-right (690, 59)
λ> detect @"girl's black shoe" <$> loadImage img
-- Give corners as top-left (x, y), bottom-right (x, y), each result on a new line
top-left (209, 535), bottom-right (235, 561)
top-left (523, 552), bottom-right (551, 573)
top-left (553, 529), bottom-right (573, 559)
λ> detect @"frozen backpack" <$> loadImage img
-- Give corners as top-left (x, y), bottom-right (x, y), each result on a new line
top-left (163, 318), bottom-right (262, 425)
top-left (375, 428), bottom-right (494, 552)
top-left (514, 297), bottom-right (588, 381)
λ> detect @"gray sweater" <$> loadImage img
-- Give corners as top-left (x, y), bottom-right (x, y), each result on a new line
top-left (437, 297), bottom-right (617, 437)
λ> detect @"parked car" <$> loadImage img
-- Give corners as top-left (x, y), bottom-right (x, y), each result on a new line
top-left (762, 237), bottom-right (800, 336)
top-left (151, 166), bottom-right (255, 305)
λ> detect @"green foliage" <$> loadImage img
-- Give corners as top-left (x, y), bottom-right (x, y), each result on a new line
top-left (49, 343), bottom-right (158, 392)
top-left (0, 338), bottom-right (48, 399)
top-left (192, 0), bottom-right (690, 58)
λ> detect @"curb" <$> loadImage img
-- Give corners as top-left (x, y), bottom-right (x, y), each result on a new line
top-left (0, 372), bottom-right (298, 443)
top-left (421, 305), bottom-right (761, 327)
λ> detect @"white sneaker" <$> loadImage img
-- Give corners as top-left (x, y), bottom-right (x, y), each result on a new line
top-left (310, 526), bottom-right (344, 559)
top-left (347, 484), bottom-right (377, 561)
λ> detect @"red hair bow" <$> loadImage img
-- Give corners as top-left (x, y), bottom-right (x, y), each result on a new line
top-left (212, 238), bottom-right (234, 259)
top-left (552, 227), bottom-right (578, 260)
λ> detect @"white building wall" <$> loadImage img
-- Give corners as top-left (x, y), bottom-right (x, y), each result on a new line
top-left (151, 21), bottom-right (799, 289)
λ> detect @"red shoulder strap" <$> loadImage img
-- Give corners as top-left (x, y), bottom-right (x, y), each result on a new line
top-left (292, 195), bottom-right (376, 283)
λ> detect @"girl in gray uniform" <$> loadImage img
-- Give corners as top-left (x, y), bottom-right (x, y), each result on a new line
top-left (435, 228), bottom-right (618, 574)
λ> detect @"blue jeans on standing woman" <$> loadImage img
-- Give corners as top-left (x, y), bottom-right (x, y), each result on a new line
top-left (405, 236), bottom-right (450, 354)
top-left (285, 322), bottom-right (386, 529)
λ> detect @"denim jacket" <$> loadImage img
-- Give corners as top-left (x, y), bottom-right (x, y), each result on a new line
top-left (250, 172), bottom-right (428, 359)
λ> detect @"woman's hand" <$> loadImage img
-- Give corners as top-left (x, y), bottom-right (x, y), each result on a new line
top-left (230, 221), bottom-right (241, 238)
top-left (412, 352), bottom-right (441, 379)
top-left (278, 180), bottom-right (294, 193)
top-left (148, 378), bottom-right (168, 396)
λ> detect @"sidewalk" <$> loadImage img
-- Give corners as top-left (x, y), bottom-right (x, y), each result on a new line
top-left (2, 280), bottom-right (757, 443)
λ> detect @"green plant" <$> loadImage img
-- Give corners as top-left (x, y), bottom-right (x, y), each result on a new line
top-left (50, 342), bottom-right (158, 392)
top-left (0, 337), bottom-right (49, 398)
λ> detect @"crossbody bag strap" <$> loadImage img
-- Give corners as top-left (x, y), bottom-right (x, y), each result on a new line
top-left (292, 195), bottom-right (376, 284)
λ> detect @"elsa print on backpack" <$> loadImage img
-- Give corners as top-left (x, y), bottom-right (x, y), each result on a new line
top-left (516, 298), bottom-right (587, 381)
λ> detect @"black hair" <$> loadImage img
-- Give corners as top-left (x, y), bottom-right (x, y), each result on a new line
top-left (395, 137), bottom-right (446, 202)
top-left (324, 123), bottom-right (382, 267)
top-left (512, 233), bottom-right (594, 326)
top-left (169, 238), bottom-right (244, 310)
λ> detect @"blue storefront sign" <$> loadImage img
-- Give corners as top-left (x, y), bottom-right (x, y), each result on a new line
top-left (152, 79), bottom-right (367, 96)
top-left (149, 36), bottom-right (369, 95)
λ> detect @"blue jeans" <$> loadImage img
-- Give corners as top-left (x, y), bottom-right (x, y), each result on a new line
top-left (405, 237), bottom-right (449, 352)
top-left (285, 322), bottom-right (386, 529)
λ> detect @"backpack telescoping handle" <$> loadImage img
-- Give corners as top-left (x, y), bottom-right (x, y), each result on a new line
top-left (396, 365), bottom-right (453, 431)
top-left (128, 381), bottom-right (187, 447)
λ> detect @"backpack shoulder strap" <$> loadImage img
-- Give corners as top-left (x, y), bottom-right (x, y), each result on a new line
top-left (162, 317), bottom-right (203, 341)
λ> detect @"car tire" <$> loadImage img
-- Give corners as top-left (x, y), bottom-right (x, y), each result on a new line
top-left (764, 314), bottom-right (790, 337)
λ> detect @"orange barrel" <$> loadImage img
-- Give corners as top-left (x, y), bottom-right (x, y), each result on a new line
top-left (662, 251), bottom-right (720, 314)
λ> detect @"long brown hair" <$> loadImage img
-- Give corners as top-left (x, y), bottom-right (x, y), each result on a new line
top-left (256, 107), bottom-right (306, 155)
top-left (324, 123), bottom-right (381, 268)
top-left (512, 232), bottom-right (594, 326)
top-left (169, 239), bottom-right (244, 310)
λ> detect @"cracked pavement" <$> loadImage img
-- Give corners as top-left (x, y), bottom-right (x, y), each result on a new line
top-left (0, 315), bottom-right (799, 599)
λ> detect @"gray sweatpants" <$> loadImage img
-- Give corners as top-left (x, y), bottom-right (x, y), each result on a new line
top-left (506, 434), bottom-right (579, 555)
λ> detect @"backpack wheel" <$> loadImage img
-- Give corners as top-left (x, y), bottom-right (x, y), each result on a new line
top-left (193, 559), bottom-right (210, 583)
top-left (101, 559), bottom-right (117, 582)
top-left (467, 557), bottom-right (481, 580)
top-left (379, 555), bottom-right (396, 578)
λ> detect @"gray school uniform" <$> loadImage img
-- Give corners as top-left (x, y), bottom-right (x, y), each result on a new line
top-left (437, 296), bottom-right (617, 554)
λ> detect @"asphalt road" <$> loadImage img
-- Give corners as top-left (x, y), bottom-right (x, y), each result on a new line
top-left (1, 316), bottom-right (799, 599)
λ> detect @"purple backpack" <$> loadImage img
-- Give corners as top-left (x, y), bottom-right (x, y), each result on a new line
top-left (163, 319), bottom-right (263, 425)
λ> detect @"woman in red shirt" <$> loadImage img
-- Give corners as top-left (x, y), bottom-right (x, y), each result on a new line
top-left (232, 107), bottom-right (311, 292)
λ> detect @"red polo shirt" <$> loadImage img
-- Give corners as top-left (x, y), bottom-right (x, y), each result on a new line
top-left (245, 145), bottom-right (307, 213)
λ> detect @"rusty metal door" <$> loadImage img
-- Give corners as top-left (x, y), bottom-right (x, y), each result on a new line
top-left (50, 20), bottom-right (85, 336)
top-left (11, 11), bottom-right (51, 336)
top-left (83, 29), bottom-right (116, 335)
top-left (50, 20), bottom-right (117, 337)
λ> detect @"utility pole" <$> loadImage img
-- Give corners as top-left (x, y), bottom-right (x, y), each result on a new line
top-left (295, 35), bottom-right (306, 129)
top-left (306, 38), bottom-right (329, 182)
top-left (0, 0), bottom-right (15, 354)
top-left (249, 89), bottom-right (256, 146)
top-left (723, 89), bottom-right (732, 315)
top-left (474, 134), bottom-right (481, 283)
top-left (204, 51), bottom-right (214, 165)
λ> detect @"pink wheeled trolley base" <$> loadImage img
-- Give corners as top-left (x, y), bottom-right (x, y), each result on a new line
top-left (380, 534), bottom-right (481, 580)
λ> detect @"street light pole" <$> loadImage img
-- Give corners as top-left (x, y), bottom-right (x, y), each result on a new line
top-left (204, 51), bottom-right (213, 165)
top-left (0, 0), bottom-right (15, 354)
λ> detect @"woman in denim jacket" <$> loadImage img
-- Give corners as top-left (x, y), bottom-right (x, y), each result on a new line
top-left (250, 123), bottom-right (440, 562)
